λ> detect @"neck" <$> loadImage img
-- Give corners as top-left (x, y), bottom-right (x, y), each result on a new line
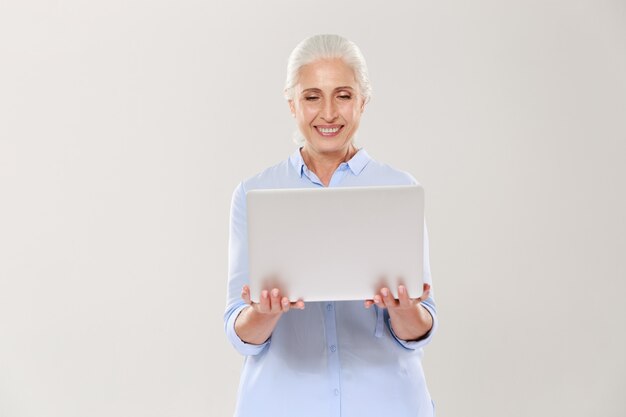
top-left (301, 144), bottom-right (357, 186)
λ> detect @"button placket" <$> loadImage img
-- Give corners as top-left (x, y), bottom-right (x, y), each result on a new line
top-left (323, 301), bottom-right (341, 416)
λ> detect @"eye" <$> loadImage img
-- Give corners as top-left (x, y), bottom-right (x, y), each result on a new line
top-left (338, 94), bottom-right (352, 100)
top-left (305, 96), bottom-right (320, 101)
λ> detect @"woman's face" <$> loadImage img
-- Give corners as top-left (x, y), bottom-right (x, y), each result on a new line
top-left (289, 58), bottom-right (365, 156)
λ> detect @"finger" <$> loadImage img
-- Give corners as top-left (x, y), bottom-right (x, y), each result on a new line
top-left (397, 285), bottom-right (413, 308)
top-left (293, 299), bottom-right (305, 310)
top-left (381, 287), bottom-right (397, 308)
top-left (280, 296), bottom-right (290, 312)
top-left (373, 294), bottom-right (382, 306)
top-left (417, 283), bottom-right (431, 303)
top-left (373, 294), bottom-right (385, 309)
top-left (364, 299), bottom-right (374, 309)
top-left (270, 288), bottom-right (281, 313)
top-left (258, 290), bottom-right (270, 313)
top-left (241, 285), bottom-right (252, 305)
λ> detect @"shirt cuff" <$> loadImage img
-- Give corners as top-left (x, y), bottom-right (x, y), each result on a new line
top-left (387, 303), bottom-right (438, 350)
top-left (225, 304), bottom-right (270, 356)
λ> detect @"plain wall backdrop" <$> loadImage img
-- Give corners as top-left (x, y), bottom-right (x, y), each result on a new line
top-left (1, 1), bottom-right (625, 416)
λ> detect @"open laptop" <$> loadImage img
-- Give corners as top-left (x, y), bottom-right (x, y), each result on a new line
top-left (246, 185), bottom-right (424, 302)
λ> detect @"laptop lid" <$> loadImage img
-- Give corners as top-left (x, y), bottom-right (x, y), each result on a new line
top-left (246, 185), bottom-right (424, 302)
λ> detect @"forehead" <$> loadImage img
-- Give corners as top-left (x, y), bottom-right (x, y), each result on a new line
top-left (296, 58), bottom-right (358, 92)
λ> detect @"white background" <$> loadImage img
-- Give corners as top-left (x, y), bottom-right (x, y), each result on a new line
top-left (1, 1), bottom-right (625, 416)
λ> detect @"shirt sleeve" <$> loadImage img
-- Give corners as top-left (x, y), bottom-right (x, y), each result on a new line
top-left (387, 221), bottom-right (439, 350)
top-left (223, 182), bottom-right (269, 356)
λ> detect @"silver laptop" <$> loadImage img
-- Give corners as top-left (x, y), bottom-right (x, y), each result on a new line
top-left (246, 185), bottom-right (424, 302)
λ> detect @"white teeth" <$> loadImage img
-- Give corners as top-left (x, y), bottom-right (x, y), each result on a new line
top-left (318, 127), bottom-right (340, 134)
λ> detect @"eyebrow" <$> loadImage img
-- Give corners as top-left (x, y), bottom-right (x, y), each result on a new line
top-left (301, 86), bottom-right (355, 94)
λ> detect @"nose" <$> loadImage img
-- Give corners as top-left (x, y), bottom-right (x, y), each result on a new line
top-left (321, 99), bottom-right (338, 122)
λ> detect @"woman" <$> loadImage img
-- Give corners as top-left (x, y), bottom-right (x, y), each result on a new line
top-left (224, 34), bottom-right (438, 417)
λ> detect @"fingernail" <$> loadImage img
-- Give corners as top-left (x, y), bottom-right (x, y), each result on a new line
top-left (272, 289), bottom-right (279, 297)
top-left (381, 288), bottom-right (389, 297)
top-left (262, 290), bottom-right (268, 299)
top-left (399, 286), bottom-right (405, 295)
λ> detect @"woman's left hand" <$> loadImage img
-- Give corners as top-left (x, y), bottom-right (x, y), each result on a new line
top-left (364, 283), bottom-right (433, 341)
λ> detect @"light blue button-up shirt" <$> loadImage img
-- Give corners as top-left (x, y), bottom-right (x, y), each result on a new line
top-left (224, 148), bottom-right (438, 417)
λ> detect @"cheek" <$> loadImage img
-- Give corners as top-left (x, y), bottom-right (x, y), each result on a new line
top-left (340, 102), bottom-right (359, 121)
top-left (299, 107), bottom-right (317, 124)
top-left (344, 107), bottom-right (360, 124)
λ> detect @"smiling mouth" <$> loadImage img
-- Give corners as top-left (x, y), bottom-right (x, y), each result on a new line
top-left (315, 125), bottom-right (343, 137)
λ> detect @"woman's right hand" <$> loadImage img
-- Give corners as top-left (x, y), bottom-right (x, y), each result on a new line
top-left (241, 285), bottom-right (305, 314)
top-left (235, 285), bottom-right (305, 345)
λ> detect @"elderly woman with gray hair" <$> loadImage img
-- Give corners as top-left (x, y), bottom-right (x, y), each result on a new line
top-left (224, 34), bottom-right (438, 417)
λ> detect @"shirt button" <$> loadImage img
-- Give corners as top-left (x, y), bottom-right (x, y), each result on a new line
top-left (330, 345), bottom-right (337, 352)
top-left (334, 388), bottom-right (340, 396)
top-left (326, 304), bottom-right (333, 311)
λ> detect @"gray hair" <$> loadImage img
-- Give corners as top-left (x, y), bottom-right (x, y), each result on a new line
top-left (284, 34), bottom-right (371, 103)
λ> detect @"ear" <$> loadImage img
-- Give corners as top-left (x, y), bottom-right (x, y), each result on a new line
top-left (360, 96), bottom-right (367, 113)
top-left (288, 100), bottom-right (296, 117)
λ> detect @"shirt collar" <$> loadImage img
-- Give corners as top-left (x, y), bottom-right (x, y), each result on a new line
top-left (289, 147), bottom-right (371, 177)
top-left (346, 148), bottom-right (370, 175)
